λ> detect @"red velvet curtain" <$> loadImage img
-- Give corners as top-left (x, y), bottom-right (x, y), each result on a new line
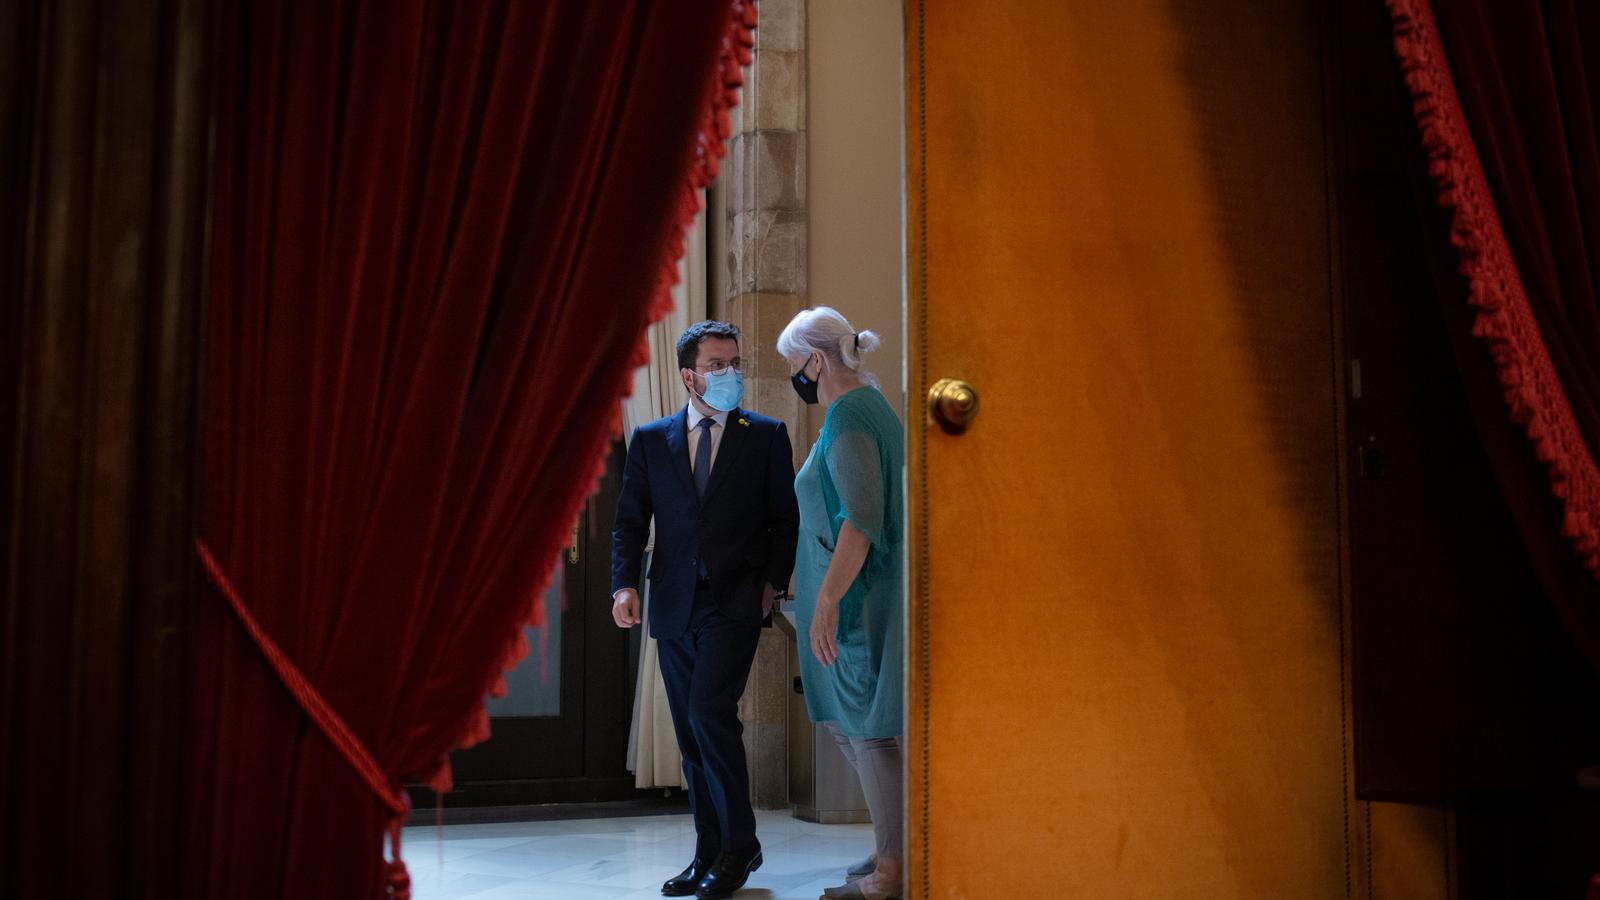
top-left (1387, 0), bottom-right (1600, 658)
top-left (185, 2), bottom-right (753, 897)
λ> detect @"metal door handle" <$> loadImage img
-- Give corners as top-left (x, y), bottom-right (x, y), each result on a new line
top-left (928, 378), bottom-right (979, 433)
top-left (1359, 441), bottom-right (1383, 479)
top-left (569, 521), bottom-right (580, 564)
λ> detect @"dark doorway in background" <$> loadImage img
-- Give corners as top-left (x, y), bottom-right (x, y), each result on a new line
top-left (408, 441), bottom-right (655, 812)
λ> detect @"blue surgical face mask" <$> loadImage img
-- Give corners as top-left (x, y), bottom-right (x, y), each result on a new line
top-left (696, 367), bottom-right (744, 412)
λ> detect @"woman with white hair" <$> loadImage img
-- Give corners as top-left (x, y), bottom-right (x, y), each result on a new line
top-left (777, 306), bottom-right (905, 900)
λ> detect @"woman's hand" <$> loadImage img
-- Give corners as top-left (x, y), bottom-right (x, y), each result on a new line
top-left (811, 521), bottom-right (871, 669)
top-left (810, 596), bottom-right (840, 667)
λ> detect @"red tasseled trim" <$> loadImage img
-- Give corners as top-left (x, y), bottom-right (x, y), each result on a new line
top-left (425, 0), bottom-right (760, 792)
top-left (1386, 0), bottom-right (1600, 580)
top-left (191, 6), bottom-right (758, 888)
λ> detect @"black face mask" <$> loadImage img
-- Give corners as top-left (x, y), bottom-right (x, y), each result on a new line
top-left (791, 358), bottom-right (820, 405)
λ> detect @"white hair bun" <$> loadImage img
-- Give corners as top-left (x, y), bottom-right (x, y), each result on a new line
top-left (839, 329), bottom-right (880, 368)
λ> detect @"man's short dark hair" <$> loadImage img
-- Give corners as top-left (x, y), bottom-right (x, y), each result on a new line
top-left (676, 320), bottom-right (741, 371)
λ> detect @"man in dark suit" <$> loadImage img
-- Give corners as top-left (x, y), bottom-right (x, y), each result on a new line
top-left (612, 320), bottom-right (798, 900)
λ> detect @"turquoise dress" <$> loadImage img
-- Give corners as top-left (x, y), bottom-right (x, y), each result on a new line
top-left (793, 386), bottom-right (905, 739)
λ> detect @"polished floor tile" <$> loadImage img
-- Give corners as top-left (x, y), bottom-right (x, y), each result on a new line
top-left (402, 809), bottom-right (875, 900)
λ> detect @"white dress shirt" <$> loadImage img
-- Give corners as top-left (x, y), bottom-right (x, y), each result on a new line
top-left (685, 403), bottom-right (731, 475)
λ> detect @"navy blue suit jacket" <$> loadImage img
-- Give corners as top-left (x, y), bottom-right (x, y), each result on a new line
top-left (611, 406), bottom-right (799, 641)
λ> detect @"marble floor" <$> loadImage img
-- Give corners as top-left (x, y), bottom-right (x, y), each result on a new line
top-left (401, 809), bottom-right (875, 900)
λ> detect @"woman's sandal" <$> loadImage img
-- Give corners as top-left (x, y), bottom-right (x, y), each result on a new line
top-left (821, 880), bottom-right (902, 900)
top-left (823, 859), bottom-right (903, 900)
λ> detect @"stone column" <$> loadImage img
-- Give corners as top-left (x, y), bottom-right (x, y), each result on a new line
top-left (724, 0), bottom-right (807, 812)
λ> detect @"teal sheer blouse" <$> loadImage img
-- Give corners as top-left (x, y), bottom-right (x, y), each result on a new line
top-left (792, 385), bottom-right (905, 739)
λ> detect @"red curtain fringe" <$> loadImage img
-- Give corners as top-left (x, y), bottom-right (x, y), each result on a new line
top-left (424, 0), bottom-right (760, 793)
top-left (191, 3), bottom-right (759, 891)
top-left (1386, 0), bottom-right (1600, 580)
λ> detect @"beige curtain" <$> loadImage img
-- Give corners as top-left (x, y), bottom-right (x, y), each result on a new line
top-left (624, 202), bottom-right (707, 788)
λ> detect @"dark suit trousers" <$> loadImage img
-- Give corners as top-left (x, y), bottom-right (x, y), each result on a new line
top-left (656, 584), bottom-right (762, 855)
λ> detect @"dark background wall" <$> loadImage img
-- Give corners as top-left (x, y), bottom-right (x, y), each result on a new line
top-left (1333, 0), bottom-right (1600, 895)
top-left (0, 2), bottom-right (210, 896)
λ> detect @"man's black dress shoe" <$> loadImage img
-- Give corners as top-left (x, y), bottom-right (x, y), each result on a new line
top-left (662, 854), bottom-right (717, 897)
top-left (695, 843), bottom-right (763, 899)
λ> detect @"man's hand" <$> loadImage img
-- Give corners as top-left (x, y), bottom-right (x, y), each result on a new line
top-left (612, 588), bottom-right (641, 628)
top-left (762, 583), bottom-right (778, 620)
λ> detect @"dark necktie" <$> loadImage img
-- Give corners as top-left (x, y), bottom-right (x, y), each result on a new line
top-left (694, 417), bottom-right (715, 581)
top-left (694, 416), bottom-right (716, 498)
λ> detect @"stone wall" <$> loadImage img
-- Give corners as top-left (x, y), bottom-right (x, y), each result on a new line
top-left (724, 0), bottom-right (809, 811)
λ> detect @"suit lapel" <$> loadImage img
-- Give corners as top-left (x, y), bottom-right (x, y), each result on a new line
top-left (663, 408), bottom-right (697, 504)
top-left (702, 407), bottom-right (751, 503)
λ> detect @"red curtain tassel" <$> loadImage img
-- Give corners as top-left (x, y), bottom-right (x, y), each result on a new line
top-left (387, 818), bottom-right (411, 900)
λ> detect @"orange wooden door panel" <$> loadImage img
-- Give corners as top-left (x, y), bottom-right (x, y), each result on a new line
top-left (906, 1), bottom-right (1364, 896)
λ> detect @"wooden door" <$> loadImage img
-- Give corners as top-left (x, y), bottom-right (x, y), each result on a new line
top-left (906, 1), bottom-right (1361, 895)
top-left (443, 550), bottom-right (589, 789)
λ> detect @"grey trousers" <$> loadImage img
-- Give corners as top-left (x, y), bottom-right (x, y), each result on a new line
top-left (823, 722), bottom-right (904, 860)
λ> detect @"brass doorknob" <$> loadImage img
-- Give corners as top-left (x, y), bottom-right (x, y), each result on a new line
top-left (927, 378), bottom-right (979, 433)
